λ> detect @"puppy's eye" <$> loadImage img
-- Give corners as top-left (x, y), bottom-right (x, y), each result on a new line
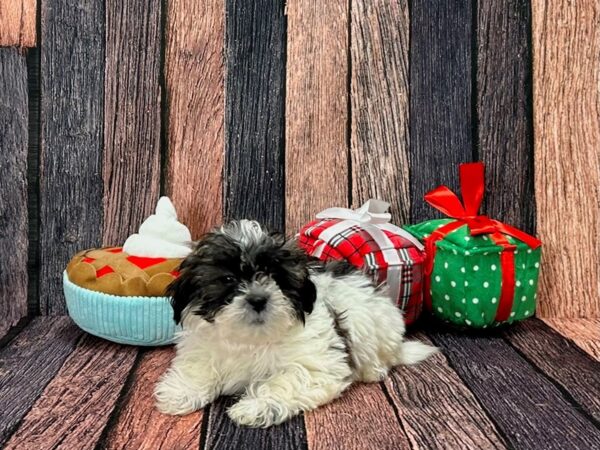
top-left (220, 275), bottom-right (236, 284)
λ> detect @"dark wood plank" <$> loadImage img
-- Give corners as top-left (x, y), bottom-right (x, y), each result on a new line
top-left (224, 0), bottom-right (286, 231)
top-left (39, 0), bottom-right (104, 314)
top-left (103, 0), bottom-right (162, 245)
top-left (285, 0), bottom-right (348, 233)
top-left (204, 397), bottom-right (307, 450)
top-left (102, 347), bottom-right (203, 450)
top-left (5, 334), bottom-right (137, 450)
top-left (427, 324), bottom-right (600, 449)
top-left (543, 318), bottom-right (600, 361)
top-left (504, 319), bottom-right (600, 421)
top-left (533, 0), bottom-right (599, 318)
top-left (0, 0), bottom-right (36, 47)
top-left (385, 333), bottom-right (507, 449)
top-left (0, 48), bottom-right (28, 336)
top-left (305, 383), bottom-right (410, 450)
top-left (477, 0), bottom-right (534, 233)
top-left (165, 0), bottom-right (224, 238)
top-left (409, 0), bottom-right (474, 222)
top-left (0, 317), bottom-right (82, 446)
top-left (351, 0), bottom-right (410, 224)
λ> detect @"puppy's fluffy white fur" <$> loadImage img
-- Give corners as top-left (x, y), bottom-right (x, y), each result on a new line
top-left (155, 220), bottom-right (436, 427)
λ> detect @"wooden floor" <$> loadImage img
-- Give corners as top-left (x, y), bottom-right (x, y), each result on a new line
top-left (0, 317), bottom-right (599, 450)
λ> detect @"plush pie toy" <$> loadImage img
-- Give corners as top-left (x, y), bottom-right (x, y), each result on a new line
top-left (63, 197), bottom-right (192, 346)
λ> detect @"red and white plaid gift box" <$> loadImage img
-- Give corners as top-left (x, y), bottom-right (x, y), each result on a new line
top-left (298, 200), bottom-right (426, 326)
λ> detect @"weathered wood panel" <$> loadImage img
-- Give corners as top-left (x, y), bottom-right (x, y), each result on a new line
top-left (305, 383), bottom-right (409, 450)
top-left (477, 0), bottom-right (534, 233)
top-left (204, 397), bottom-right (306, 450)
top-left (409, 0), bottom-right (473, 222)
top-left (103, 348), bottom-right (202, 450)
top-left (285, 0), bottom-right (348, 232)
top-left (533, 0), bottom-right (600, 317)
top-left (103, 0), bottom-right (162, 245)
top-left (386, 334), bottom-right (507, 449)
top-left (224, 0), bottom-right (286, 231)
top-left (504, 319), bottom-right (600, 421)
top-left (5, 335), bottom-right (137, 450)
top-left (165, 0), bottom-right (224, 239)
top-left (39, 0), bottom-right (104, 315)
top-left (0, 0), bottom-right (36, 47)
top-left (351, 0), bottom-right (410, 224)
top-left (428, 326), bottom-right (600, 449)
top-left (543, 318), bottom-right (600, 361)
top-left (0, 317), bottom-right (82, 446)
top-left (0, 48), bottom-right (28, 336)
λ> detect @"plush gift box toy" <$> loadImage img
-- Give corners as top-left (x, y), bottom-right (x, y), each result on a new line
top-left (63, 197), bottom-right (189, 345)
top-left (298, 200), bottom-right (426, 325)
top-left (404, 163), bottom-right (542, 328)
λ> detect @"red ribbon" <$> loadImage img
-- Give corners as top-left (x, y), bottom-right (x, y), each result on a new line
top-left (422, 162), bottom-right (541, 322)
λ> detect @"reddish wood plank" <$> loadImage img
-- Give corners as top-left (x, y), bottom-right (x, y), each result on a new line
top-left (350, 0), bottom-right (410, 224)
top-left (285, 0), bottom-right (348, 233)
top-left (0, 48), bottom-right (28, 336)
top-left (542, 318), bottom-right (600, 361)
top-left (103, 0), bottom-right (162, 245)
top-left (504, 319), bottom-right (600, 421)
top-left (305, 383), bottom-right (410, 450)
top-left (5, 335), bottom-right (137, 450)
top-left (103, 347), bottom-right (202, 450)
top-left (385, 334), bottom-right (507, 449)
top-left (533, 0), bottom-right (600, 317)
top-left (0, 0), bottom-right (36, 47)
top-left (165, 0), bottom-right (224, 238)
top-left (0, 317), bottom-right (82, 446)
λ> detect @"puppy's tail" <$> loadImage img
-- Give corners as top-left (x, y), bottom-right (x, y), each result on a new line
top-left (398, 340), bottom-right (438, 365)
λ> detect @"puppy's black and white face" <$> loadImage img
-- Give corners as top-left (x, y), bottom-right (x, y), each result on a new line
top-left (167, 220), bottom-right (316, 341)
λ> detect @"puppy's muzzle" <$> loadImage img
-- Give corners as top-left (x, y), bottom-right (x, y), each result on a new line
top-left (247, 295), bottom-right (268, 313)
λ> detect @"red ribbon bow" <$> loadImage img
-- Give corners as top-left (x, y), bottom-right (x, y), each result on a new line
top-left (422, 162), bottom-right (541, 323)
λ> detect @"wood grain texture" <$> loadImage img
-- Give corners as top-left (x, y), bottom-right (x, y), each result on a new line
top-left (204, 397), bottom-right (307, 450)
top-left (0, 48), bottom-right (28, 336)
top-left (0, 0), bottom-right (36, 47)
top-left (305, 383), bottom-right (410, 450)
top-left (103, 348), bottom-right (202, 450)
top-left (225, 0), bottom-right (286, 231)
top-left (504, 319), bottom-right (600, 421)
top-left (543, 318), bottom-right (600, 361)
top-left (165, 0), bottom-right (224, 239)
top-left (5, 335), bottom-right (137, 450)
top-left (285, 0), bottom-right (348, 233)
top-left (103, 0), bottom-right (162, 245)
top-left (428, 325), bottom-right (600, 449)
top-left (409, 0), bottom-right (474, 222)
top-left (0, 317), bottom-right (81, 446)
top-left (39, 0), bottom-right (104, 315)
top-left (385, 334), bottom-right (507, 449)
top-left (533, 0), bottom-right (600, 317)
top-left (477, 0), bottom-right (535, 233)
top-left (351, 0), bottom-right (410, 225)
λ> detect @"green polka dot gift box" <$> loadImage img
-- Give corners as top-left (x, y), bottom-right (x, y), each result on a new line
top-left (403, 163), bottom-right (542, 328)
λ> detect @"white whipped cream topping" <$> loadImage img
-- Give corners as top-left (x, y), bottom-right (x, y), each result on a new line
top-left (122, 197), bottom-right (192, 258)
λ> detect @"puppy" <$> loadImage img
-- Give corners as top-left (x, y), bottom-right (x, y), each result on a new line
top-left (155, 220), bottom-right (436, 427)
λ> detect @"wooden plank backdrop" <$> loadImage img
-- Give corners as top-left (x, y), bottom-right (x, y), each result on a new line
top-left (0, 0), bottom-right (36, 47)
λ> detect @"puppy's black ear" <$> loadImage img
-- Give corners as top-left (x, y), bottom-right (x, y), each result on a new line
top-left (166, 268), bottom-right (197, 324)
top-left (299, 277), bottom-right (317, 315)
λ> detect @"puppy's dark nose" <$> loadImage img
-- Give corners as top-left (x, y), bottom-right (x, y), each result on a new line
top-left (247, 296), bottom-right (267, 312)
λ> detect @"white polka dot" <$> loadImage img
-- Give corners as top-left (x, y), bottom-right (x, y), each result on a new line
top-left (424, 234), bottom-right (430, 238)
top-left (429, 290), bottom-right (433, 295)
top-left (527, 249), bottom-right (532, 254)
top-left (452, 249), bottom-right (458, 255)
top-left (465, 236), bottom-right (470, 241)
top-left (483, 236), bottom-right (489, 241)
top-left (520, 296), bottom-right (527, 302)
top-left (516, 280), bottom-right (521, 287)
top-left (473, 265), bottom-right (479, 271)
top-left (534, 293), bottom-right (538, 299)
top-left (515, 250), bottom-right (519, 254)
top-left (465, 250), bottom-right (470, 255)
top-left (510, 312), bottom-right (516, 317)
top-left (535, 262), bottom-right (539, 268)
top-left (483, 281), bottom-right (489, 288)
top-left (529, 280), bottom-right (534, 286)
top-left (437, 307), bottom-right (443, 313)
top-left (525, 310), bottom-right (530, 315)
top-left (444, 262), bottom-right (449, 269)
top-left (451, 281), bottom-right (457, 287)
top-left (460, 267), bottom-right (466, 273)
top-left (444, 294), bottom-right (450, 301)
top-left (491, 264), bottom-right (497, 271)
top-left (461, 298), bottom-right (466, 304)
top-left (484, 252), bottom-right (489, 256)
top-left (481, 312), bottom-right (485, 317)
top-left (483, 325), bottom-right (488, 329)
top-left (465, 319), bottom-right (472, 325)
top-left (491, 297), bottom-right (497, 304)
top-left (435, 276), bottom-right (441, 282)
top-left (464, 281), bottom-right (469, 287)
top-left (522, 264), bottom-right (526, 269)
top-left (455, 312), bottom-right (462, 317)
top-left (472, 298), bottom-right (479, 304)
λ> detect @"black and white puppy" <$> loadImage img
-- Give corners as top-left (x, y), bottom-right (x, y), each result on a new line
top-left (155, 220), bottom-right (436, 427)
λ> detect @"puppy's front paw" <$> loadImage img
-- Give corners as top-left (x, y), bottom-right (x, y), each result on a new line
top-left (228, 397), bottom-right (286, 428)
top-left (154, 376), bottom-right (210, 416)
